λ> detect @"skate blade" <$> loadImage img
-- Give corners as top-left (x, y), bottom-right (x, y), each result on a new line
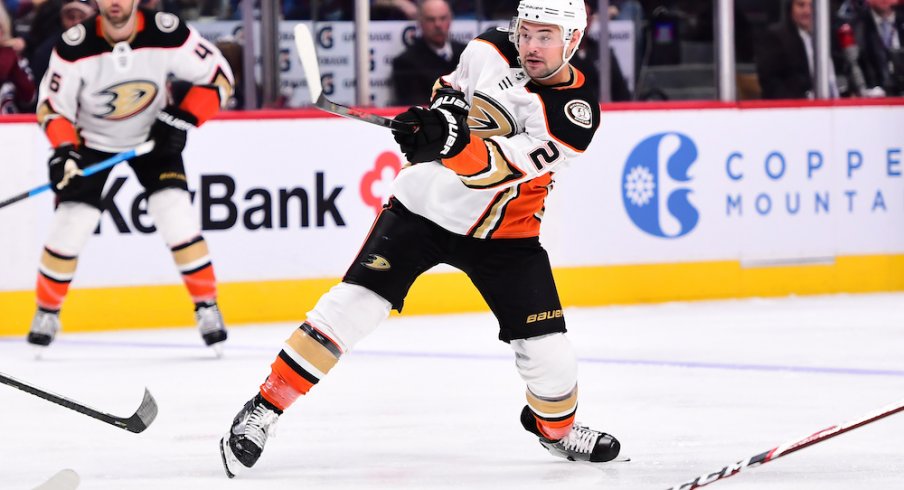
top-left (31, 345), bottom-right (49, 361)
top-left (210, 342), bottom-right (224, 358)
top-left (33, 469), bottom-right (80, 490)
top-left (219, 435), bottom-right (240, 478)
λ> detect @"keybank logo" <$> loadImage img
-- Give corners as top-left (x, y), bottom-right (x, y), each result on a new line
top-left (622, 132), bottom-right (699, 238)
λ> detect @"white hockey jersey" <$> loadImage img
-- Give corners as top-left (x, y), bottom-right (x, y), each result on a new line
top-left (392, 28), bottom-right (600, 239)
top-left (36, 9), bottom-right (233, 153)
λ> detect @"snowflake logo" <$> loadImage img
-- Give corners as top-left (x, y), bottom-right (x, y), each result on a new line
top-left (624, 165), bottom-right (655, 207)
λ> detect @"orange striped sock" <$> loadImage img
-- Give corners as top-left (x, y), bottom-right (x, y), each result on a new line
top-left (259, 322), bottom-right (343, 411)
top-left (171, 237), bottom-right (217, 303)
top-left (532, 411), bottom-right (577, 440)
top-left (36, 247), bottom-right (77, 311)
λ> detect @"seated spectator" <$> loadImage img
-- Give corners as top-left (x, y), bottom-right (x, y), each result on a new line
top-left (756, 0), bottom-right (841, 99)
top-left (29, 0), bottom-right (96, 86)
top-left (390, 0), bottom-right (464, 106)
top-left (0, 2), bottom-right (35, 113)
top-left (849, 0), bottom-right (904, 96)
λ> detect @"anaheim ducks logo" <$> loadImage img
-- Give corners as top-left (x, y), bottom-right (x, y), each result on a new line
top-left (468, 91), bottom-right (517, 138)
top-left (361, 254), bottom-right (391, 271)
top-left (564, 100), bottom-right (593, 129)
top-left (93, 81), bottom-right (159, 121)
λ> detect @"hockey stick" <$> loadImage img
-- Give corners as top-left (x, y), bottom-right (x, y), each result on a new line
top-left (33, 469), bottom-right (80, 490)
top-left (292, 23), bottom-right (417, 134)
top-left (0, 372), bottom-right (158, 433)
top-left (666, 398), bottom-right (904, 489)
top-left (0, 141), bottom-right (155, 210)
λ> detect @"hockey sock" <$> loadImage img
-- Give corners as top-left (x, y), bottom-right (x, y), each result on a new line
top-left (526, 386), bottom-right (579, 440)
top-left (36, 247), bottom-right (77, 311)
top-left (260, 322), bottom-right (343, 411)
top-left (170, 236), bottom-right (217, 304)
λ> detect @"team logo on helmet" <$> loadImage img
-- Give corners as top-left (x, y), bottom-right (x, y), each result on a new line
top-left (62, 25), bottom-right (87, 46)
top-left (564, 100), bottom-right (592, 129)
top-left (155, 13), bottom-right (179, 33)
top-left (93, 80), bottom-right (159, 121)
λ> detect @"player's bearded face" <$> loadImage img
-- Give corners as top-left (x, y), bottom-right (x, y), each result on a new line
top-left (516, 22), bottom-right (565, 80)
top-left (100, 0), bottom-right (137, 27)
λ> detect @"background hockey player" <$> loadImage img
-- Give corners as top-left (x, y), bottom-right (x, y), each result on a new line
top-left (27, 0), bottom-right (234, 355)
top-left (220, 0), bottom-right (620, 477)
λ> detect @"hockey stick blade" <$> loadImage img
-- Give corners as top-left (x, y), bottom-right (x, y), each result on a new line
top-left (666, 398), bottom-right (904, 489)
top-left (0, 372), bottom-right (158, 433)
top-left (33, 469), bottom-right (80, 490)
top-left (0, 141), bottom-right (155, 210)
top-left (292, 23), bottom-right (416, 134)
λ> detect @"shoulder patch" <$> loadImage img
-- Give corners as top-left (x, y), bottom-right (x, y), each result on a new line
top-left (62, 25), bottom-right (87, 46)
top-left (155, 12), bottom-right (180, 33)
top-left (564, 100), bottom-right (593, 129)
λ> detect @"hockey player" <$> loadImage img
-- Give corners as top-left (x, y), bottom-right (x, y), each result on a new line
top-left (220, 0), bottom-right (620, 476)
top-left (27, 0), bottom-right (234, 355)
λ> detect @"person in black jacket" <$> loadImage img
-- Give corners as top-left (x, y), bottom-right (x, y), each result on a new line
top-left (850, 0), bottom-right (904, 95)
top-left (756, 0), bottom-right (841, 99)
top-left (390, 0), bottom-right (465, 106)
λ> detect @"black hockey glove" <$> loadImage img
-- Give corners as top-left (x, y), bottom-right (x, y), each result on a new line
top-left (393, 89), bottom-right (470, 164)
top-left (48, 144), bottom-right (84, 193)
top-left (148, 105), bottom-right (198, 156)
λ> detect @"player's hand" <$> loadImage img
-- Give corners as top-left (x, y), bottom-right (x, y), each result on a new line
top-left (393, 107), bottom-right (470, 164)
top-left (429, 87), bottom-right (470, 118)
top-left (48, 145), bottom-right (84, 193)
top-left (148, 105), bottom-right (197, 156)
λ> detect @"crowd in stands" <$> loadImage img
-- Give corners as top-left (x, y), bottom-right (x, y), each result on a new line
top-left (0, 0), bottom-right (901, 113)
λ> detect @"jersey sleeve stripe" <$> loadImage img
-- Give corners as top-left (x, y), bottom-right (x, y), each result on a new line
top-left (43, 115), bottom-right (79, 148)
top-left (441, 134), bottom-right (494, 175)
top-left (179, 85), bottom-right (221, 126)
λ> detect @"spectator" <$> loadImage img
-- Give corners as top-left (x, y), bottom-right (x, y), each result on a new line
top-left (574, 0), bottom-right (632, 101)
top-left (390, 0), bottom-right (464, 105)
top-left (849, 0), bottom-right (904, 95)
top-left (22, 0), bottom-right (65, 67)
top-left (756, 0), bottom-right (841, 99)
top-left (30, 0), bottom-right (96, 87)
top-left (0, 2), bottom-right (34, 113)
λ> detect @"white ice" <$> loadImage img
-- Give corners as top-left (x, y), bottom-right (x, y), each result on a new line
top-left (2, 292), bottom-right (903, 490)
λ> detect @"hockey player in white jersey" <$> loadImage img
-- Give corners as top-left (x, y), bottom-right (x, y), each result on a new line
top-left (27, 0), bottom-right (234, 354)
top-left (220, 0), bottom-right (620, 477)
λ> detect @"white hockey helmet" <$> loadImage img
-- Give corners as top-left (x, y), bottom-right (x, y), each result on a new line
top-left (510, 0), bottom-right (587, 45)
top-left (509, 0), bottom-right (587, 76)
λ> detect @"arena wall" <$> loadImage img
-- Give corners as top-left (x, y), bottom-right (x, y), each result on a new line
top-left (1, 100), bottom-right (902, 334)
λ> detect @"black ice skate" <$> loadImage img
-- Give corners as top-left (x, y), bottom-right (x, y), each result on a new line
top-left (195, 301), bottom-right (227, 355)
top-left (520, 405), bottom-right (621, 463)
top-left (220, 393), bottom-right (281, 478)
top-left (27, 308), bottom-right (61, 349)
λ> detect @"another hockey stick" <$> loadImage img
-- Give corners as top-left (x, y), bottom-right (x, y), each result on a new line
top-left (666, 398), bottom-right (904, 489)
top-left (0, 141), bottom-right (155, 210)
top-left (292, 23), bottom-right (417, 134)
top-left (0, 372), bottom-right (158, 433)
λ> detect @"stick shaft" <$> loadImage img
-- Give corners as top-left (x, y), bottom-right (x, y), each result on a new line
top-left (667, 398), bottom-right (904, 490)
top-left (0, 141), bottom-right (154, 210)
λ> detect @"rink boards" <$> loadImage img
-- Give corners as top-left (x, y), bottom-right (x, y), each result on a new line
top-left (1, 100), bottom-right (902, 334)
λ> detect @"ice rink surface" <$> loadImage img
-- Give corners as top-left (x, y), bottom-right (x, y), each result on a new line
top-left (1, 292), bottom-right (902, 490)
